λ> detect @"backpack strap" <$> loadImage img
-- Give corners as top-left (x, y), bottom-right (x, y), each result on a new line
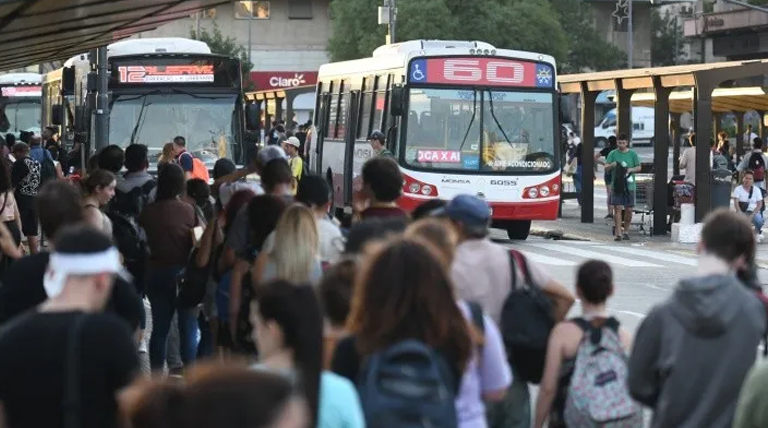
top-left (571, 316), bottom-right (620, 345)
top-left (467, 301), bottom-right (485, 335)
top-left (63, 314), bottom-right (88, 428)
top-left (140, 179), bottom-right (156, 195)
top-left (509, 249), bottom-right (531, 292)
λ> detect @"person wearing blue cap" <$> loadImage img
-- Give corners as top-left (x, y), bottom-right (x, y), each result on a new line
top-left (443, 194), bottom-right (575, 428)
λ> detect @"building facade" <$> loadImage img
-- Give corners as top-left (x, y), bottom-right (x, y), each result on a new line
top-left (684, 0), bottom-right (768, 63)
top-left (131, 0), bottom-right (330, 91)
top-left (586, 0), bottom-right (654, 68)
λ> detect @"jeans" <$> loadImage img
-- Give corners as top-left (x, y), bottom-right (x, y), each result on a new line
top-left (146, 266), bottom-right (200, 371)
top-left (573, 164), bottom-right (583, 204)
top-left (750, 211), bottom-right (765, 233)
top-left (197, 313), bottom-right (213, 358)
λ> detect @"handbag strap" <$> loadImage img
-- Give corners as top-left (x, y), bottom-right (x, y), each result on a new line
top-left (63, 314), bottom-right (88, 428)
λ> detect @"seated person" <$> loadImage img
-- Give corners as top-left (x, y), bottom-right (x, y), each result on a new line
top-left (732, 170), bottom-right (764, 238)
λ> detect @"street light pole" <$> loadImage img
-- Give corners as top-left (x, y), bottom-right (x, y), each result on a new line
top-left (248, 8), bottom-right (253, 64)
top-left (628, 0), bottom-right (634, 68)
top-left (388, 0), bottom-right (396, 44)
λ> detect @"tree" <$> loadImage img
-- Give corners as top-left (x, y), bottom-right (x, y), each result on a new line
top-left (550, 0), bottom-right (626, 73)
top-left (190, 21), bottom-right (255, 90)
top-left (327, 0), bottom-right (567, 64)
top-left (651, 9), bottom-right (686, 66)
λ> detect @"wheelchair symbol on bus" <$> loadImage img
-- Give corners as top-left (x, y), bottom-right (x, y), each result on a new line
top-left (411, 64), bottom-right (425, 82)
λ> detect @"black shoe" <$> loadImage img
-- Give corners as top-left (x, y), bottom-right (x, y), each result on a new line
top-left (605, 214), bottom-right (613, 219)
top-left (614, 236), bottom-right (622, 242)
top-left (622, 233), bottom-right (630, 240)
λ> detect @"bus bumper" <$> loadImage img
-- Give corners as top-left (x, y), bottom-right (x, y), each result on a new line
top-left (398, 194), bottom-right (559, 221)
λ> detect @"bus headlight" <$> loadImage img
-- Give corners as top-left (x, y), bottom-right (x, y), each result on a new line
top-left (528, 188), bottom-right (539, 198)
top-left (540, 186), bottom-right (550, 197)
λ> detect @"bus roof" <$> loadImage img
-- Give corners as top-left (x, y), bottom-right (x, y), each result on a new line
top-left (318, 39), bottom-right (557, 78)
top-left (108, 38), bottom-right (211, 57)
top-left (0, 73), bottom-right (42, 85)
top-left (62, 38), bottom-right (212, 67)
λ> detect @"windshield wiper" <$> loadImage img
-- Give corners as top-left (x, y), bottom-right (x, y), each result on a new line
top-left (124, 90), bottom-right (161, 146)
top-left (486, 90), bottom-right (513, 145)
top-left (458, 90), bottom-right (478, 151)
top-left (129, 97), bottom-right (151, 146)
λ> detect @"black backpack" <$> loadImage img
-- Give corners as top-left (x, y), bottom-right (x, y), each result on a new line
top-left (613, 163), bottom-right (629, 196)
top-left (500, 250), bottom-right (556, 384)
top-left (110, 179), bottom-right (155, 218)
top-left (106, 212), bottom-right (147, 265)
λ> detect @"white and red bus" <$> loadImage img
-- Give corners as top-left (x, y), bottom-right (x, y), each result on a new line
top-left (313, 40), bottom-right (560, 239)
top-left (0, 73), bottom-right (42, 139)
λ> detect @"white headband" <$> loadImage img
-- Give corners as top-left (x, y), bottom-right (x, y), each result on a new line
top-left (44, 248), bottom-right (123, 298)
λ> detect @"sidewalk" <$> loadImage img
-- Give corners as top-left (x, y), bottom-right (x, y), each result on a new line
top-left (533, 197), bottom-right (768, 268)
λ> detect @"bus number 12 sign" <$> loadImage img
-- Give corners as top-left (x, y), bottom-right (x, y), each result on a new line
top-left (118, 65), bottom-right (215, 84)
top-left (409, 57), bottom-right (553, 88)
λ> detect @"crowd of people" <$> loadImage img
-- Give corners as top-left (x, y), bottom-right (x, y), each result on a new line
top-left (0, 130), bottom-right (764, 428)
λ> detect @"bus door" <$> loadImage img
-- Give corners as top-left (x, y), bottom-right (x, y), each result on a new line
top-left (315, 92), bottom-right (331, 176)
top-left (342, 90), bottom-right (360, 212)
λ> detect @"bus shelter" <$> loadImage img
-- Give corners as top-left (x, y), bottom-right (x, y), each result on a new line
top-left (245, 85), bottom-right (316, 130)
top-left (559, 59), bottom-right (768, 235)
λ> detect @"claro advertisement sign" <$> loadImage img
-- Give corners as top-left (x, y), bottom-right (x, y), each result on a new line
top-left (250, 71), bottom-right (318, 90)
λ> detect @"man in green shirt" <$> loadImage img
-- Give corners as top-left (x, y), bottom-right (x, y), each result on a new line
top-left (368, 130), bottom-right (394, 158)
top-left (604, 133), bottom-right (641, 241)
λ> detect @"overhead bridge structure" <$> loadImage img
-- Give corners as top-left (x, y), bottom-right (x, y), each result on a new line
top-left (0, 0), bottom-right (230, 71)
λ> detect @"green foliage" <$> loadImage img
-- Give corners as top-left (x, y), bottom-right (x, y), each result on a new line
top-left (651, 9), bottom-right (686, 66)
top-left (327, 0), bottom-right (566, 64)
top-left (190, 21), bottom-right (255, 90)
top-left (327, 0), bottom-right (626, 73)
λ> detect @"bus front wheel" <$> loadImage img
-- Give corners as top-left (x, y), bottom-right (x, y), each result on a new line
top-left (507, 220), bottom-right (532, 240)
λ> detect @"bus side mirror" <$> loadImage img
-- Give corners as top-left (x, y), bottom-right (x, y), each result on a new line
top-left (245, 104), bottom-right (261, 130)
top-left (391, 85), bottom-right (404, 117)
top-left (51, 104), bottom-right (63, 126)
top-left (74, 106), bottom-right (87, 133)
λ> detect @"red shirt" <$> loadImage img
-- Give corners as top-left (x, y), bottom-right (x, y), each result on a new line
top-left (359, 206), bottom-right (408, 221)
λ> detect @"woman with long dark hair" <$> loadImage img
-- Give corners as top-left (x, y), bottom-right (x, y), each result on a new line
top-left (139, 164), bottom-right (199, 372)
top-left (332, 238), bottom-right (474, 425)
top-left (250, 280), bottom-right (365, 428)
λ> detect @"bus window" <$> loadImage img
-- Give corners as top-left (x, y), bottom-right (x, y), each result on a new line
top-left (358, 90), bottom-right (372, 139)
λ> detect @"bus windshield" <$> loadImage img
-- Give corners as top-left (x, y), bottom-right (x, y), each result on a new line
top-left (0, 99), bottom-right (41, 137)
top-left (404, 88), bottom-right (556, 173)
top-left (109, 92), bottom-right (238, 166)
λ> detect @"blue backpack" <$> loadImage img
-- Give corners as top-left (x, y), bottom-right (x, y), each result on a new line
top-left (357, 339), bottom-right (458, 428)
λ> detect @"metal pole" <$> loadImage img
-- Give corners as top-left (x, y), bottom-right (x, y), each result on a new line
top-left (248, 13), bottom-right (253, 64)
top-left (674, 15), bottom-right (679, 65)
top-left (195, 12), bottom-right (201, 38)
top-left (388, 0), bottom-right (396, 44)
top-left (94, 46), bottom-right (109, 152)
top-left (628, 0), bottom-right (634, 68)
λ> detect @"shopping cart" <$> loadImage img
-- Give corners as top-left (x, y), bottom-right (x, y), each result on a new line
top-left (633, 175), bottom-right (654, 235)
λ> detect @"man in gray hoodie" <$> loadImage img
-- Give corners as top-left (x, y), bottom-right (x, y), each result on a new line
top-left (628, 209), bottom-right (767, 428)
